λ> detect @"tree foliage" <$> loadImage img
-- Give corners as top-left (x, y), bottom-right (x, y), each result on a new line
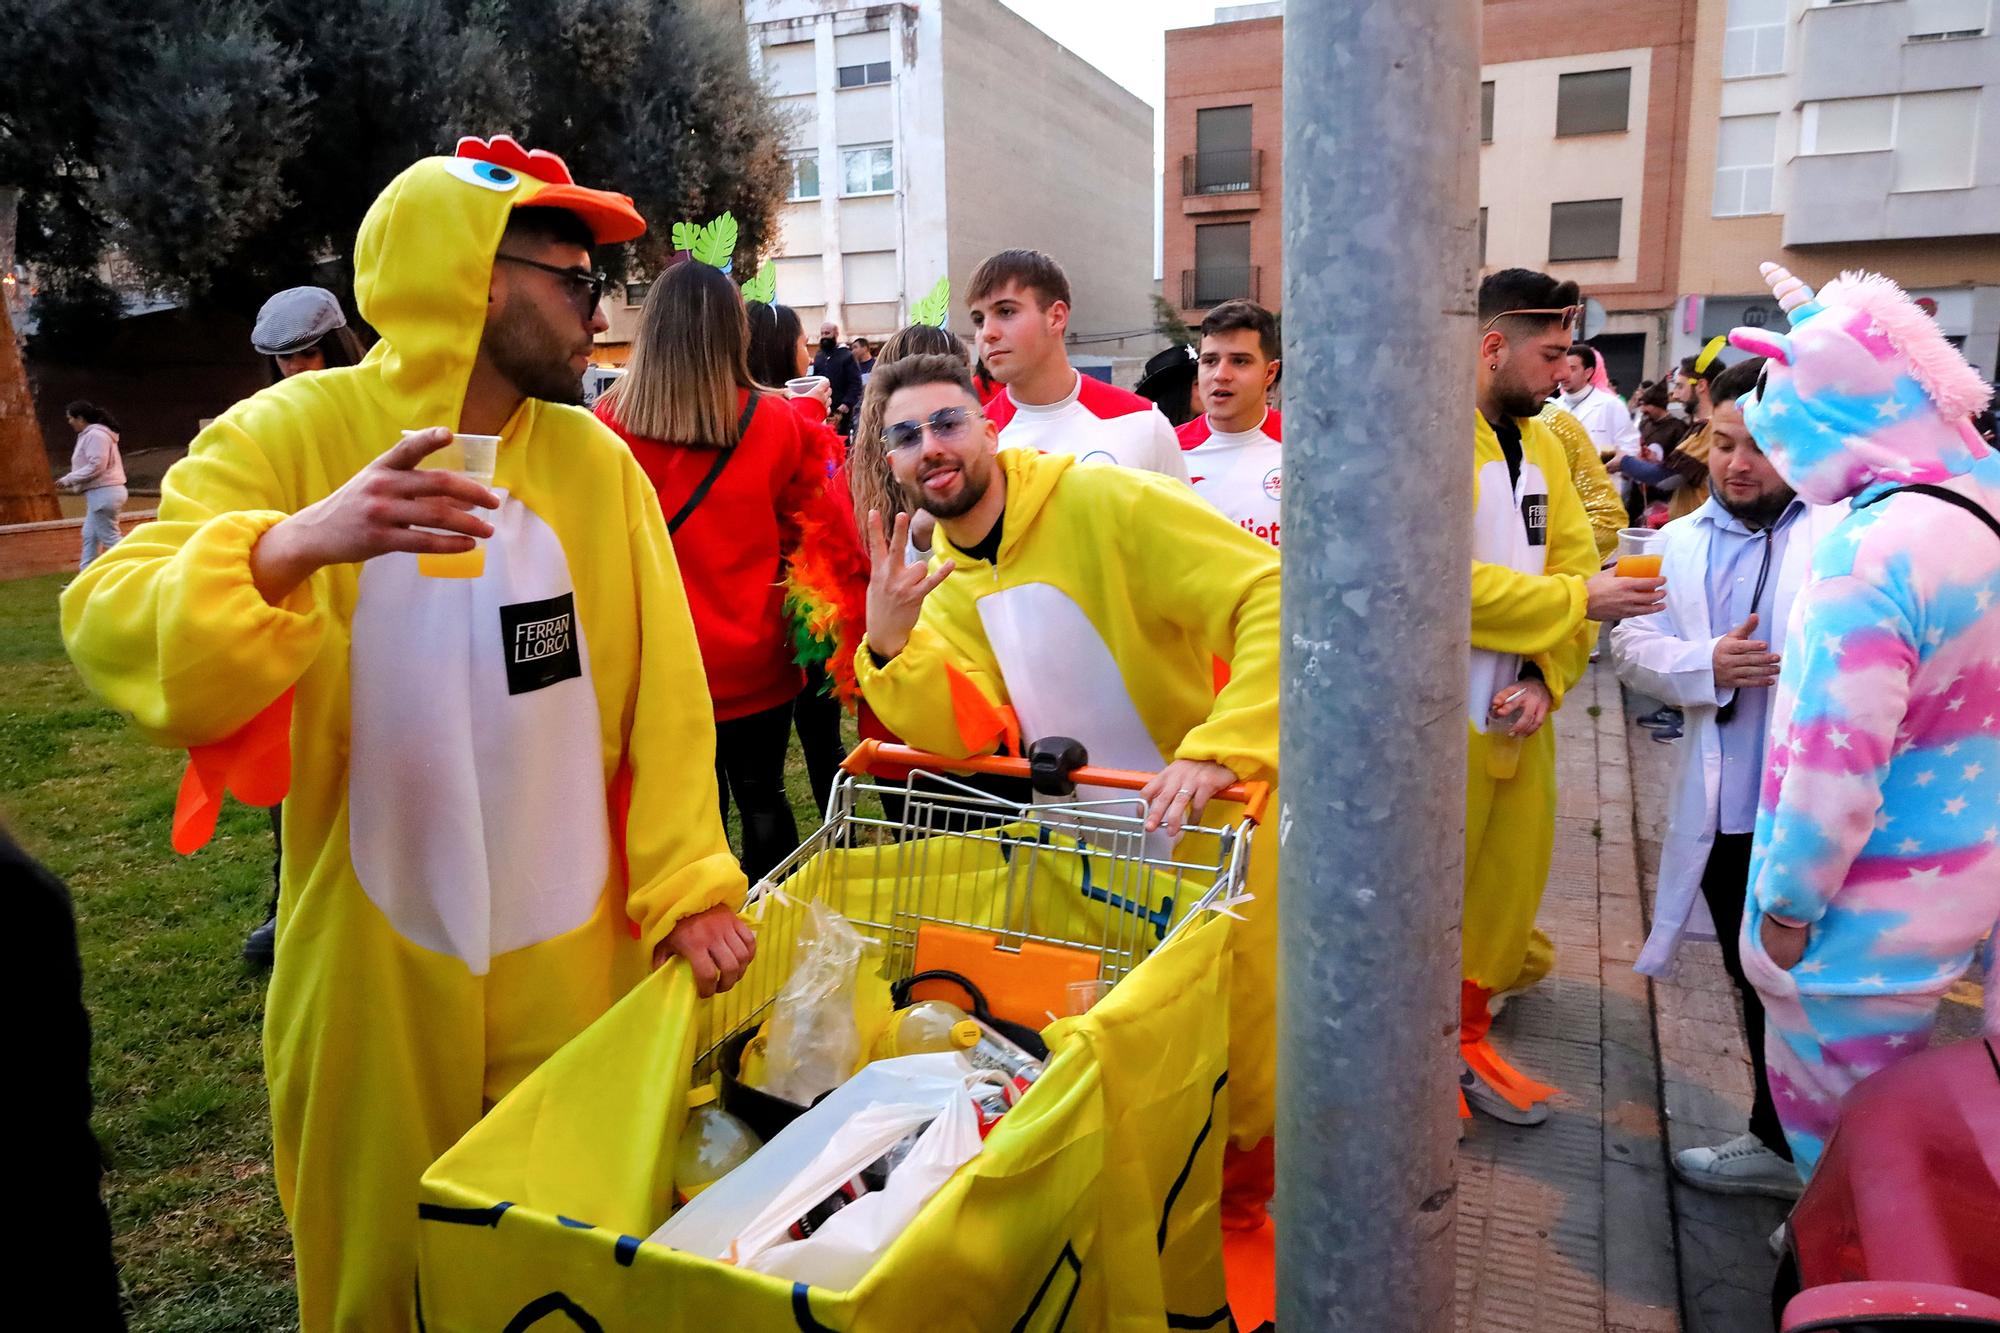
top-left (0, 0), bottom-right (788, 347)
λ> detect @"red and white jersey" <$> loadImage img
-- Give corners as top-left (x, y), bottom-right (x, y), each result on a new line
top-left (1178, 409), bottom-right (1283, 549)
top-left (985, 371), bottom-right (1190, 482)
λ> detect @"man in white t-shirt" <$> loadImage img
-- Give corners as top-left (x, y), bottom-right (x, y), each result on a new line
top-left (1553, 343), bottom-right (1640, 459)
top-left (1178, 299), bottom-right (1282, 548)
top-left (968, 248), bottom-right (1189, 481)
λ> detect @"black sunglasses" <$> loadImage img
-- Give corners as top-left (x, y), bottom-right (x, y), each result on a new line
top-left (883, 405), bottom-right (978, 453)
top-left (494, 254), bottom-right (606, 316)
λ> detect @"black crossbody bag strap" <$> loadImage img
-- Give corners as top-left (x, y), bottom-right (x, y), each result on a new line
top-left (666, 393), bottom-right (760, 535)
top-left (1854, 482), bottom-right (2000, 544)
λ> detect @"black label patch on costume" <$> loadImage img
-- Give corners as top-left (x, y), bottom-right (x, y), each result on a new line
top-left (1521, 494), bottom-right (1548, 547)
top-left (499, 592), bottom-right (582, 695)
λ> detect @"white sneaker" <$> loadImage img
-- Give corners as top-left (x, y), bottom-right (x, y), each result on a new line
top-left (1673, 1133), bottom-right (1804, 1200)
top-left (1460, 1062), bottom-right (1550, 1126)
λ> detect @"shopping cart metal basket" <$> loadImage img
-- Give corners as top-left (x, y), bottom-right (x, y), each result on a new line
top-left (415, 743), bottom-right (1266, 1332)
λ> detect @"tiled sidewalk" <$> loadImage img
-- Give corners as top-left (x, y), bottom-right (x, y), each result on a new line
top-left (1452, 658), bottom-right (1988, 1333)
top-left (1625, 677), bottom-right (1989, 1333)
top-left (1454, 662), bottom-right (1678, 1333)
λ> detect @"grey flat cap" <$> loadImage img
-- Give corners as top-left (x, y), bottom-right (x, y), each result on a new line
top-left (252, 287), bottom-right (348, 355)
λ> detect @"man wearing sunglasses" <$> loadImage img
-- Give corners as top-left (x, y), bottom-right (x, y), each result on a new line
top-left (1610, 357), bottom-right (1844, 1197)
top-left (854, 350), bottom-right (1284, 1258)
top-left (61, 138), bottom-right (750, 1330)
top-left (1461, 270), bottom-right (1669, 1127)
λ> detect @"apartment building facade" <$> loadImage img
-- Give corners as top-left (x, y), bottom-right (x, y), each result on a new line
top-left (740, 0), bottom-right (1156, 357)
top-left (1161, 10), bottom-right (1284, 326)
top-left (1675, 0), bottom-right (2000, 378)
top-left (1164, 0), bottom-right (1698, 390)
top-left (1479, 0), bottom-right (1701, 391)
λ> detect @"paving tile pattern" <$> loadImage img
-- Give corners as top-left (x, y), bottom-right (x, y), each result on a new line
top-left (1454, 664), bottom-right (1679, 1333)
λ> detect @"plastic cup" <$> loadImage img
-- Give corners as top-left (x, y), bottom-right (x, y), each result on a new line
top-left (786, 375), bottom-right (829, 399)
top-left (410, 431), bottom-right (500, 579)
top-left (1614, 527), bottom-right (1663, 579)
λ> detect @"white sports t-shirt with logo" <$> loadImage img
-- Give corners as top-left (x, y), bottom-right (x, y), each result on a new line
top-left (1178, 409), bottom-right (1283, 549)
top-left (984, 371), bottom-right (1190, 482)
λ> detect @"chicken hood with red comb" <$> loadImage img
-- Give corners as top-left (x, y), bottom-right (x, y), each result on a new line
top-left (352, 136), bottom-right (646, 432)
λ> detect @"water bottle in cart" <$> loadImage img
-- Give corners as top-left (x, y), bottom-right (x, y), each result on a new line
top-left (674, 1082), bottom-right (761, 1206)
top-left (869, 1001), bottom-right (982, 1061)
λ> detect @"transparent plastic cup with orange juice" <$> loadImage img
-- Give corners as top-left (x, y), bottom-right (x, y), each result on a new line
top-left (1614, 527), bottom-right (1663, 579)
top-left (410, 431), bottom-right (500, 578)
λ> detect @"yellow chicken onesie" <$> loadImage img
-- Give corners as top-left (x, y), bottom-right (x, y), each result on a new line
top-left (855, 446), bottom-right (1281, 1208)
top-left (1462, 411), bottom-right (1599, 1111)
top-left (61, 139), bottom-right (745, 1330)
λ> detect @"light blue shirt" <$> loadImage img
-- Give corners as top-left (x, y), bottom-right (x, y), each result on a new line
top-left (1700, 497), bottom-right (1805, 834)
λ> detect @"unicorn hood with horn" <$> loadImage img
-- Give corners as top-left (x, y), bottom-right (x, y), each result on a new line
top-left (1722, 261), bottom-right (2000, 1178)
top-left (1729, 261), bottom-right (1993, 504)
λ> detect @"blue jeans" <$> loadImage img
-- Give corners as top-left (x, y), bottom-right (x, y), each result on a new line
top-left (80, 486), bottom-right (127, 567)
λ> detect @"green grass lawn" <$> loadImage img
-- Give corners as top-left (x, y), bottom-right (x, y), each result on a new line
top-left (0, 571), bottom-right (830, 1330)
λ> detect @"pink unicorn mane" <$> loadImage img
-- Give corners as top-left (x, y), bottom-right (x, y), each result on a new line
top-left (1816, 270), bottom-right (1994, 421)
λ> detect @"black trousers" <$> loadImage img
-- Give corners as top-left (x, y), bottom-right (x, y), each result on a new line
top-left (792, 665), bottom-right (845, 819)
top-left (1701, 831), bottom-right (1791, 1159)
top-left (716, 701), bottom-right (802, 882)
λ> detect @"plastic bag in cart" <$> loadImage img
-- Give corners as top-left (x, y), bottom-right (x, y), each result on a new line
top-left (649, 1052), bottom-right (970, 1257)
top-left (754, 900), bottom-right (874, 1104)
top-left (736, 1063), bottom-right (993, 1289)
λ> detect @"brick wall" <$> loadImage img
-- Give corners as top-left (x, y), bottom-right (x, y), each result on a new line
top-left (1163, 17), bottom-right (1284, 324)
top-left (0, 509), bottom-right (157, 582)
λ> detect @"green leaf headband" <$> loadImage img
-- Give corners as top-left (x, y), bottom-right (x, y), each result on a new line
top-left (672, 213), bottom-right (739, 273)
top-left (741, 264), bottom-right (776, 305)
top-left (910, 276), bottom-right (949, 328)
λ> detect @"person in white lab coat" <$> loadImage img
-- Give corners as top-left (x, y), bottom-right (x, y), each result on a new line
top-left (1609, 357), bottom-right (1844, 1198)
top-left (1553, 344), bottom-right (1640, 459)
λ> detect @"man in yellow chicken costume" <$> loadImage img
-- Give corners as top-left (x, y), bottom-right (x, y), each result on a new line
top-left (1463, 270), bottom-right (1666, 1124)
top-left (61, 136), bottom-right (755, 1330)
top-left (852, 352), bottom-right (1282, 1321)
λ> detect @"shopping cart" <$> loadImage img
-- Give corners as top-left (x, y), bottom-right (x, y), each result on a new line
top-left (416, 742), bottom-right (1267, 1332)
top-left (692, 740), bottom-right (1269, 1087)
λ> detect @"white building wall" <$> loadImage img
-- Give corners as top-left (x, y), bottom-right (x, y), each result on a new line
top-left (746, 0), bottom-right (1151, 353)
top-left (745, 0), bottom-right (945, 339)
top-left (1479, 48), bottom-right (1654, 288)
top-left (938, 0), bottom-right (1154, 356)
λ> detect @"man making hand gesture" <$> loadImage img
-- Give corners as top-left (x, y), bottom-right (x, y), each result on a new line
top-left (853, 352), bottom-right (1283, 1228)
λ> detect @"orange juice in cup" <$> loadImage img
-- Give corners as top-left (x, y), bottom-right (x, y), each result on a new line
top-left (411, 432), bottom-right (500, 578)
top-left (1615, 527), bottom-right (1663, 580)
top-left (1615, 552), bottom-right (1663, 578)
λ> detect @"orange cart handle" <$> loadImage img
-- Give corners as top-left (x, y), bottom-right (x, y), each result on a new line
top-left (842, 740), bottom-right (1271, 826)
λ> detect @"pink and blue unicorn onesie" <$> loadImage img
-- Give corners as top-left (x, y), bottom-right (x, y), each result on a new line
top-left (1728, 261), bottom-right (2000, 1177)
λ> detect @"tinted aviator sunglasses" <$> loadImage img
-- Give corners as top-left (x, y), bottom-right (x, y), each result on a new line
top-left (883, 405), bottom-right (978, 453)
top-left (494, 254), bottom-right (607, 315)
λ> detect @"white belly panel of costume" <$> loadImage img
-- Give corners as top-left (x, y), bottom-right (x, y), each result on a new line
top-left (975, 582), bottom-right (1171, 855)
top-left (1467, 458), bottom-right (1549, 732)
top-left (348, 496), bottom-right (610, 974)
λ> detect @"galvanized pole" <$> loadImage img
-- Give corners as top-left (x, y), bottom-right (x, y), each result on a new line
top-left (1277, 0), bottom-right (1478, 1328)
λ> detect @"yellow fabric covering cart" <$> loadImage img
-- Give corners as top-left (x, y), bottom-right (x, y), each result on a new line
top-left (416, 746), bottom-right (1265, 1331)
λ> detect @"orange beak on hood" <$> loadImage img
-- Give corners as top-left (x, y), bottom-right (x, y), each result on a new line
top-left (521, 182), bottom-right (646, 246)
top-left (455, 135), bottom-right (647, 245)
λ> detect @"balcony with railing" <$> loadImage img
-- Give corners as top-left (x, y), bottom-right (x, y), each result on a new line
top-left (1181, 265), bottom-right (1261, 309)
top-left (1180, 149), bottom-right (1265, 214)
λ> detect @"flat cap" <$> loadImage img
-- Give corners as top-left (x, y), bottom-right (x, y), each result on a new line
top-left (252, 287), bottom-right (348, 356)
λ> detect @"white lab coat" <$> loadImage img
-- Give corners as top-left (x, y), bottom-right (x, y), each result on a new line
top-left (1609, 498), bottom-right (1845, 976)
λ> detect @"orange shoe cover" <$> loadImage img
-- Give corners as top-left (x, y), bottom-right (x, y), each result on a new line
top-left (1221, 1137), bottom-right (1274, 1232)
top-left (1460, 981), bottom-right (1557, 1111)
top-left (1221, 1213), bottom-right (1275, 1333)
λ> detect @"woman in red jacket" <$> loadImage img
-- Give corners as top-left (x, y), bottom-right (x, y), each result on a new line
top-left (596, 262), bottom-right (843, 878)
top-left (748, 299), bottom-right (856, 817)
